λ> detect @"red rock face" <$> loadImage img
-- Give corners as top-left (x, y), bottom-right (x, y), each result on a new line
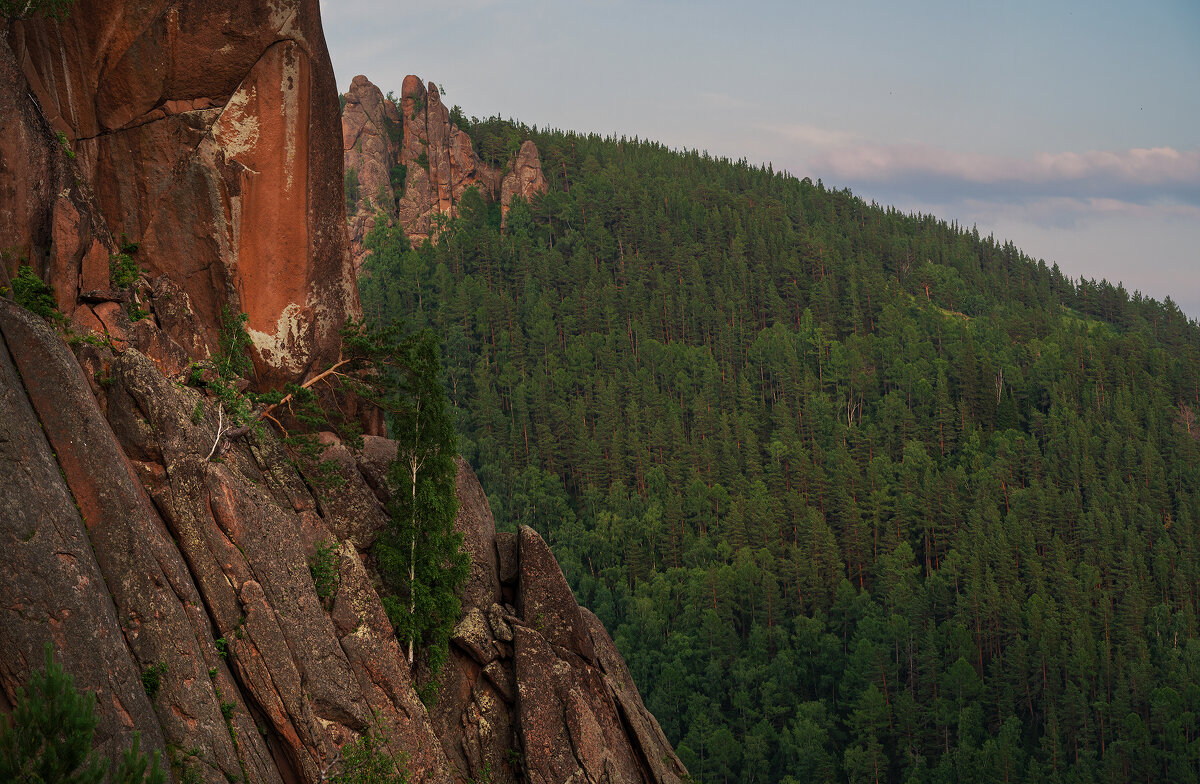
top-left (345, 74), bottom-right (548, 253)
top-left (5, 0), bottom-right (357, 386)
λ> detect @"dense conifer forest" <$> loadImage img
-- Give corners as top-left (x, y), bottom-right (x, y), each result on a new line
top-left (360, 117), bottom-right (1200, 783)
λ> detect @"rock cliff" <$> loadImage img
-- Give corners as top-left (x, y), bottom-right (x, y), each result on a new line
top-left (0, 3), bottom-right (684, 784)
top-left (2, 0), bottom-right (356, 387)
top-left (341, 74), bottom-right (548, 260)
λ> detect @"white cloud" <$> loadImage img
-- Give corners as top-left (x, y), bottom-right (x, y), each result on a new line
top-left (758, 122), bottom-right (861, 149)
top-left (811, 143), bottom-right (1200, 196)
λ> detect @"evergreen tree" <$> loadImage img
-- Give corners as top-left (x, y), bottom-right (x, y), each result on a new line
top-left (0, 644), bottom-right (164, 784)
top-left (374, 331), bottom-right (469, 671)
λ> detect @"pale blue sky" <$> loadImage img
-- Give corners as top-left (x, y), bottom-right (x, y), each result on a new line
top-left (322, 0), bottom-right (1200, 318)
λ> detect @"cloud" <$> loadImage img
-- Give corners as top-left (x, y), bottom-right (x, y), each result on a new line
top-left (951, 196), bottom-right (1200, 230)
top-left (757, 122), bottom-right (861, 149)
top-left (809, 143), bottom-right (1200, 206)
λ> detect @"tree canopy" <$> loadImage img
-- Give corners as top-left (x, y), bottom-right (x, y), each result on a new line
top-left (360, 119), bottom-right (1200, 783)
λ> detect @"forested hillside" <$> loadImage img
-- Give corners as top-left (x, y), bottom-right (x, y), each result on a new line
top-left (359, 116), bottom-right (1200, 783)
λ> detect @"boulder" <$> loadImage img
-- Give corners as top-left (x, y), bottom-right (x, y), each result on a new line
top-left (517, 525), bottom-right (596, 663)
top-left (455, 457), bottom-right (502, 609)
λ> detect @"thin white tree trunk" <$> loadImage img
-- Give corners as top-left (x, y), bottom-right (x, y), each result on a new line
top-left (406, 392), bottom-right (423, 665)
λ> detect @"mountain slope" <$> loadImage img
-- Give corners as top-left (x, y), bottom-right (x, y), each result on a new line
top-left (360, 119), bottom-right (1200, 783)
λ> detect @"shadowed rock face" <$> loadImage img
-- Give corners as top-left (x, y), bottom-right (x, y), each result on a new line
top-left (3, 0), bottom-right (357, 387)
top-left (431, 463), bottom-right (690, 784)
top-left (342, 74), bottom-right (549, 255)
top-left (0, 307), bottom-right (689, 783)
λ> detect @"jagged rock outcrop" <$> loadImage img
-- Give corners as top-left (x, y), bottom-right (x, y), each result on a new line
top-left (1, 4), bottom-right (685, 784)
top-left (342, 74), bottom-right (549, 257)
top-left (2, 0), bottom-right (357, 387)
top-left (500, 141), bottom-right (549, 226)
top-left (342, 75), bottom-right (404, 270)
top-left (430, 464), bottom-right (689, 784)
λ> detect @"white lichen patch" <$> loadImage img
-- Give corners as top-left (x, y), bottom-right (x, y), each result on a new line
top-left (279, 45), bottom-right (301, 191)
top-left (214, 85), bottom-right (260, 160)
top-left (267, 0), bottom-right (303, 41)
top-left (247, 302), bottom-right (310, 376)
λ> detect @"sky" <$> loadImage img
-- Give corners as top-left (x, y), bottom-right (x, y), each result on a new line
top-left (321, 0), bottom-right (1200, 318)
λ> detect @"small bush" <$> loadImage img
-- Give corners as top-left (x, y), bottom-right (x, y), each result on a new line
top-left (328, 720), bottom-right (409, 784)
top-left (141, 662), bottom-right (168, 700)
top-left (309, 541), bottom-right (341, 602)
top-left (109, 252), bottom-right (139, 288)
top-left (11, 265), bottom-right (59, 319)
top-left (345, 166), bottom-right (360, 213)
top-left (215, 307), bottom-right (253, 381)
top-left (389, 164), bottom-right (408, 193)
top-left (56, 131), bottom-right (76, 160)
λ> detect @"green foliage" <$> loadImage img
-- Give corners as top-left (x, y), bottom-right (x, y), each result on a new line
top-left (190, 401), bottom-right (205, 425)
top-left (214, 638), bottom-right (229, 659)
top-left (461, 114), bottom-right (528, 170)
top-left (389, 164), bottom-right (408, 194)
top-left (346, 166), bottom-right (361, 213)
top-left (0, 644), bottom-right (106, 784)
top-left (140, 662), bottom-right (167, 700)
top-left (0, 644), bottom-right (163, 784)
top-left (0, 0), bottom-right (74, 19)
top-left (368, 330), bottom-right (468, 672)
top-left (215, 307), bottom-right (253, 381)
top-left (360, 117), bottom-right (1200, 783)
top-left (328, 719), bottom-right (409, 784)
top-left (111, 733), bottom-right (165, 784)
top-left (109, 252), bottom-right (139, 289)
top-left (11, 265), bottom-right (60, 320)
top-left (414, 151), bottom-right (429, 170)
top-left (309, 540), bottom-right (341, 602)
top-left (56, 131), bottom-right (75, 160)
top-left (126, 302), bottom-right (149, 322)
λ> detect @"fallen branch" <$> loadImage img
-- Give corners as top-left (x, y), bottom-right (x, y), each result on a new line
top-left (205, 404), bottom-right (225, 461)
top-left (262, 411), bottom-right (287, 435)
top-left (256, 357), bottom-right (352, 422)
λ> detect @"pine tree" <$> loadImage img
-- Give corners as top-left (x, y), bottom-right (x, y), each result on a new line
top-left (0, 644), bottom-right (164, 784)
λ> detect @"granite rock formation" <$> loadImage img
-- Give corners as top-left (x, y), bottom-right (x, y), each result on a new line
top-left (341, 74), bottom-right (549, 259)
top-left (2, 0), bottom-right (357, 387)
top-left (342, 74), bottom-right (404, 271)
